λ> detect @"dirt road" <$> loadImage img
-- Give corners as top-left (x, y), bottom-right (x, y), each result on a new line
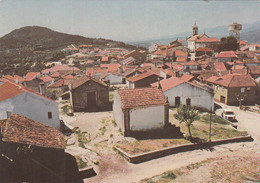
top-left (84, 103), bottom-right (260, 183)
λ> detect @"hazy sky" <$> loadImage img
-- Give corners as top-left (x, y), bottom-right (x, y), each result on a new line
top-left (0, 0), bottom-right (259, 41)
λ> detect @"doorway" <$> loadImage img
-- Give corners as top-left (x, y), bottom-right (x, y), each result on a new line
top-left (186, 98), bottom-right (191, 107)
top-left (175, 96), bottom-right (180, 107)
top-left (220, 96), bottom-right (225, 104)
top-left (87, 91), bottom-right (97, 107)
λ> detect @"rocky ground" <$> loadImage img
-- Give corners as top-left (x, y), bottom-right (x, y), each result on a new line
top-left (59, 101), bottom-right (260, 183)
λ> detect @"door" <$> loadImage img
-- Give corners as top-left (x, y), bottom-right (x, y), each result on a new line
top-left (186, 98), bottom-right (191, 107)
top-left (220, 96), bottom-right (225, 104)
top-left (87, 91), bottom-right (97, 107)
top-left (175, 96), bottom-right (180, 107)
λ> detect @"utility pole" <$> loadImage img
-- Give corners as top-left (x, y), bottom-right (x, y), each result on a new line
top-left (209, 107), bottom-right (212, 143)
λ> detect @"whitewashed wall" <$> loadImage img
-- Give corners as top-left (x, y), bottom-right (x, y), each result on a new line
top-left (0, 92), bottom-right (60, 129)
top-left (104, 74), bottom-right (124, 85)
top-left (112, 91), bottom-right (124, 130)
top-left (129, 105), bottom-right (165, 131)
top-left (164, 83), bottom-right (214, 111)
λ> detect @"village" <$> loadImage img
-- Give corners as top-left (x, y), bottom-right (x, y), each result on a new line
top-left (0, 22), bottom-right (260, 183)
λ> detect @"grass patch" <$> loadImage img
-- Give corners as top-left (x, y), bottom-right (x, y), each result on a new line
top-left (61, 104), bottom-right (71, 115)
top-left (74, 156), bottom-right (88, 169)
top-left (201, 114), bottom-right (230, 125)
top-left (117, 138), bottom-right (189, 155)
top-left (99, 126), bottom-right (107, 135)
top-left (72, 128), bottom-right (90, 148)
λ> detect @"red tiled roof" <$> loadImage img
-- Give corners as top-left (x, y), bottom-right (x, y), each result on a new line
top-left (118, 87), bottom-right (165, 109)
top-left (187, 34), bottom-right (207, 41)
top-left (50, 72), bottom-right (61, 78)
top-left (182, 61), bottom-right (199, 66)
top-left (127, 71), bottom-right (161, 83)
top-left (216, 51), bottom-right (237, 58)
top-left (151, 76), bottom-right (185, 92)
top-left (175, 50), bottom-right (188, 57)
top-left (40, 76), bottom-right (54, 83)
top-left (1, 113), bottom-right (65, 149)
top-left (176, 57), bottom-right (187, 63)
top-left (0, 82), bottom-right (25, 102)
top-left (24, 72), bottom-right (40, 81)
top-left (70, 75), bottom-right (107, 90)
top-left (101, 63), bottom-right (121, 72)
top-left (42, 65), bottom-right (80, 74)
top-left (102, 56), bottom-right (109, 62)
top-left (213, 74), bottom-right (256, 88)
top-left (196, 47), bottom-right (212, 52)
top-left (180, 74), bottom-right (195, 82)
top-left (62, 75), bottom-right (74, 79)
top-left (0, 81), bottom-right (55, 102)
top-left (86, 68), bottom-right (108, 76)
top-left (196, 37), bottom-right (219, 43)
top-left (239, 40), bottom-right (249, 45)
top-left (206, 76), bottom-right (221, 83)
top-left (214, 62), bottom-right (227, 71)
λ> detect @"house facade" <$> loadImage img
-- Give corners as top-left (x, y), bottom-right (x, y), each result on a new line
top-left (152, 77), bottom-right (214, 111)
top-left (69, 76), bottom-right (109, 112)
top-left (0, 82), bottom-right (60, 130)
top-left (113, 87), bottom-right (169, 136)
top-left (211, 74), bottom-right (257, 105)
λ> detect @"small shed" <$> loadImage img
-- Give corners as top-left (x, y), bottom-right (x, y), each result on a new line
top-left (69, 76), bottom-right (109, 112)
top-left (113, 87), bottom-right (169, 136)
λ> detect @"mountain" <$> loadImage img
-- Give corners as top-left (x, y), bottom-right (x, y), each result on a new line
top-left (128, 21), bottom-right (260, 48)
top-left (0, 26), bottom-right (141, 75)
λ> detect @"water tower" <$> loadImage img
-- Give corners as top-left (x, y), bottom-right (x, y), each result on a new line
top-left (228, 22), bottom-right (242, 41)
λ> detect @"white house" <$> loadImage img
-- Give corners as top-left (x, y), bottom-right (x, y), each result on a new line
top-left (100, 71), bottom-right (125, 85)
top-left (113, 87), bottom-right (169, 136)
top-left (152, 76), bottom-right (214, 111)
top-left (0, 81), bottom-right (60, 130)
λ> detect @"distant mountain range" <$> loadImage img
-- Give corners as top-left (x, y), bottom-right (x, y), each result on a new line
top-left (128, 21), bottom-right (260, 48)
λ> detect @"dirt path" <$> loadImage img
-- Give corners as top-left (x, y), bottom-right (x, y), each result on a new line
top-left (85, 141), bottom-right (259, 183)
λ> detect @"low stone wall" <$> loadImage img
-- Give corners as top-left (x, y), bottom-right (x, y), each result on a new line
top-left (114, 136), bottom-right (253, 164)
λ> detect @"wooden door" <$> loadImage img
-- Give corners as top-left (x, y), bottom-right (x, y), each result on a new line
top-left (87, 91), bottom-right (96, 107)
top-left (220, 96), bottom-right (225, 104)
top-left (186, 98), bottom-right (191, 107)
top-left (175, 96), bottom-right (180, 107)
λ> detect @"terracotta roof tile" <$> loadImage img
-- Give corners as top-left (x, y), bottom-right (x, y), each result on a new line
top-left (196, 37), bottom-right (219, 43)
top-left (151, 76), bottom-right (185, 92)
top-left (213, 74), bottom-right (256, 88)
top-left (118, 87), bottom-right (165, 109)
top-left (214, 62), bottom-right (227, 71)
top-left (1, 113), bottom-right (65, 149)
top-left (180, 74), bottom-right (195, 82)
top-left (24, 72), bottom-right (40, 81)
top-left (40, 76), bottom-right (54, 83)
top-left (0, 81), bottom-right (55, 102)
top-left (70, 75), bottom-right (107, 90)
top-left (196, 47), bottom-right (212, 52)
top-left (127, 71), bottom-right (162, 83)
top-left (216, 51), bottom-right (237, 58)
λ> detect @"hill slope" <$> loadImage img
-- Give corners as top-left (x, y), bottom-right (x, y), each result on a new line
top-left (0, 26), bottom-right (140, 75)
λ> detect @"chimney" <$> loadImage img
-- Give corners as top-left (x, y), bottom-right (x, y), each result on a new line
top-left (233, 61), bottom-right (236, 70)
top-left (39, 83), bottom-right (45, 95)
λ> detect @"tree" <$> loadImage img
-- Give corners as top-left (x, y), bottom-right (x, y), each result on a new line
top-left (217, 36), bottom-right (239, 51)
top-left (174, 105), bottom-right (200, 138)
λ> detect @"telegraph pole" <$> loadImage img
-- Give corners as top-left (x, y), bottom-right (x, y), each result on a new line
top-left (209, 107), bottom-right (212, 143)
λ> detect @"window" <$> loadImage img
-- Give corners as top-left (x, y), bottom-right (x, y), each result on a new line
top-left (48, 112), bottom-right (52, 119)
top-left (6, 111), bottom-right (12, 118)
top-left (241, 88), bottom-right (245, 93)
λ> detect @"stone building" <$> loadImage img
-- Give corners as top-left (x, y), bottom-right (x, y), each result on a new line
top-left (69, 76), bottom-right (109, 112)
top-left (210, 74), bottom-right (257, 105)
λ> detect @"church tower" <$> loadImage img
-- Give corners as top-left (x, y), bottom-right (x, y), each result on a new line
top-left (192, 22), bottom-right (198, 36)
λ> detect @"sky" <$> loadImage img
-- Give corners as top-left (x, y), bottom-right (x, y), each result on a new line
top-left (0, 0), bottom-right (260, 42)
